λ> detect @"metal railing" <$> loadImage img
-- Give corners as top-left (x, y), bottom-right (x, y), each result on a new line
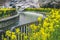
top-left (4, 21), bottom-right (38, 40)
top-left (0, 21), bottom-right (38, 40)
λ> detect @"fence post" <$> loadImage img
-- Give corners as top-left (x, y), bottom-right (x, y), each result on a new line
top-left (0, 30), bottom-right (4, 40)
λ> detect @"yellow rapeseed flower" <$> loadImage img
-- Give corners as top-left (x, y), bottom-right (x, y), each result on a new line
top-left (40, 28), bottom-right (45, 35)
top-left (49, 23), bottom-right (55, 32)
top-left (42, 33), bottom-right (47, 40)
top-left (12, 32), bottom-right (15, 35)
top-left (6, 30), bottom-right (11, 37)
top-left (15, 28), bottom-right (20, 33)
top-left (45, 18), bottom-right (49, 21)
top-left (24, 35), bottom-right (28, 39)
top-left (4, 38), bottom-right (7, 40)
top-left (11, 35), bottom-right (17, 40)
top-left (37, 16), bottom-right (42, 21)
top-left (33, 33), bottom-right (37, 38)
top-left (43, 21), bottom-right (49, 27)
top-left (30, 24), bottom-right (38, 31)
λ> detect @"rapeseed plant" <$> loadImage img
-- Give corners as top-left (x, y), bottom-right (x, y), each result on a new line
top-left (2, 8), bottom-right (60, 40)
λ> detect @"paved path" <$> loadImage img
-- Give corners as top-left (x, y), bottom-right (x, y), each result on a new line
top-left (19, 11), bottom-right (45, 25)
